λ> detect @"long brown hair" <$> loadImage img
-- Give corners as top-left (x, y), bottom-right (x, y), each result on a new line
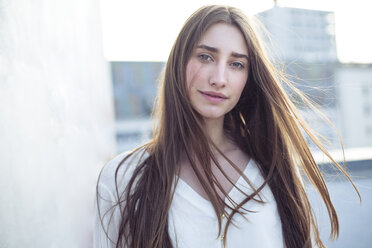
top-left (97, 5), bottom-right (359, 248)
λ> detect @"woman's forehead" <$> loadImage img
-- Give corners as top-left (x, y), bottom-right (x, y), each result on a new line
top-left (196, 23), bottom-right (248, 57)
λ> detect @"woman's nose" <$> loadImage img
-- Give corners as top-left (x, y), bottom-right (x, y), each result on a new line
top-left (209, 63), bottom-right (227, 87)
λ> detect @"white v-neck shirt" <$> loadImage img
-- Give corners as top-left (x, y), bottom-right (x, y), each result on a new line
top-left (94, 150), bottom-right (284, 248)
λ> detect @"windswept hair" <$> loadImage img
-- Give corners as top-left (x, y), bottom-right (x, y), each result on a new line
top-left (97, 5), bottom-right (359, 248)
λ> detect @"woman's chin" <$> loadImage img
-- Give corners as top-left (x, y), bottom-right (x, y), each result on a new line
top-left (199, 113), bottom-right (225, 122)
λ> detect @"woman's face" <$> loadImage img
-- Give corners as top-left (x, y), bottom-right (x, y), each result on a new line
top-left (185, 22), bottom-right (249, 122)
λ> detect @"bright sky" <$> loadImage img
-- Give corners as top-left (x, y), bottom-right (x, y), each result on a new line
top-left (100, 0), bottom-right (372, 63)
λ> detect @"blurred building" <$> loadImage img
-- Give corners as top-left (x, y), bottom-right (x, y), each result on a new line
top-left (111, 62), bottom-right (164, 120)
top-left (257, 4), bottom-right (337, 63)
top-left (257, 5), bottom-right (372, 149)
top-left (296, 63), bottom-right (372, 149)
top-left (111, 62), bottom-right (163, 152)
top-left (336, 63), bottom-right (372, 148)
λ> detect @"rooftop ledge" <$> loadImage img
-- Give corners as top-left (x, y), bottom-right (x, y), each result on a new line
top-left (312, 146), bottom-right (372, 164)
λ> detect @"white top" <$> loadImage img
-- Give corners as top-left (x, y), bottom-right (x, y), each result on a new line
top-left (94, 150), bottom-right (284, 248)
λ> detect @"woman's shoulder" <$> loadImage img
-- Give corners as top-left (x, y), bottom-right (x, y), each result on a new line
top-left (97, 147), bottom-right (149, 195)
top-left (94, 148), bottom-right (148, 248)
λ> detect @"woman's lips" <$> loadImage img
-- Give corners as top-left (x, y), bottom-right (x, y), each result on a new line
top-left (199, 90), bottom-right (227, 103)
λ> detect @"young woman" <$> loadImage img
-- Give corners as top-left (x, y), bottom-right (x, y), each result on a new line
top-left (94, 5), bottom-right (358, 248)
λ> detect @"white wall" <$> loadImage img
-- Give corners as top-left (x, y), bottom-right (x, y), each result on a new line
top-left (0, 0), bottom-right (115, 247)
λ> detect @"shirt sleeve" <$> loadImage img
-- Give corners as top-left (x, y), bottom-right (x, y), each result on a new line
top-left (93, 176), bottom-right (123, 248)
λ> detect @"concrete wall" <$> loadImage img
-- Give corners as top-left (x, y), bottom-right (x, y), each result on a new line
top-left (0, 0), bottom-right (115, 247)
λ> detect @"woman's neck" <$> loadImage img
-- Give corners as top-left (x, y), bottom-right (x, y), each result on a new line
top-left (203, 116), bottom-right (231, 153)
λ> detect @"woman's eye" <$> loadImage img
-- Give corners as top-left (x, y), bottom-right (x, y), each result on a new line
top-left (199, 54), bottom-right (213, 62)
top-left (231, 61), bottom-right (244, 69)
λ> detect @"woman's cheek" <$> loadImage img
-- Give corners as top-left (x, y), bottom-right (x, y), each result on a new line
top-left (186, 59), bottom-right (203, 89)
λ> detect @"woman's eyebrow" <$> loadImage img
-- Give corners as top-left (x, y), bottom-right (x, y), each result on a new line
top-left (231, 52), bottom-right (249, 61)
top-left (197, 44), bottom-right (218, 53)
top-left (197, 44), bottom-right (248, 60)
